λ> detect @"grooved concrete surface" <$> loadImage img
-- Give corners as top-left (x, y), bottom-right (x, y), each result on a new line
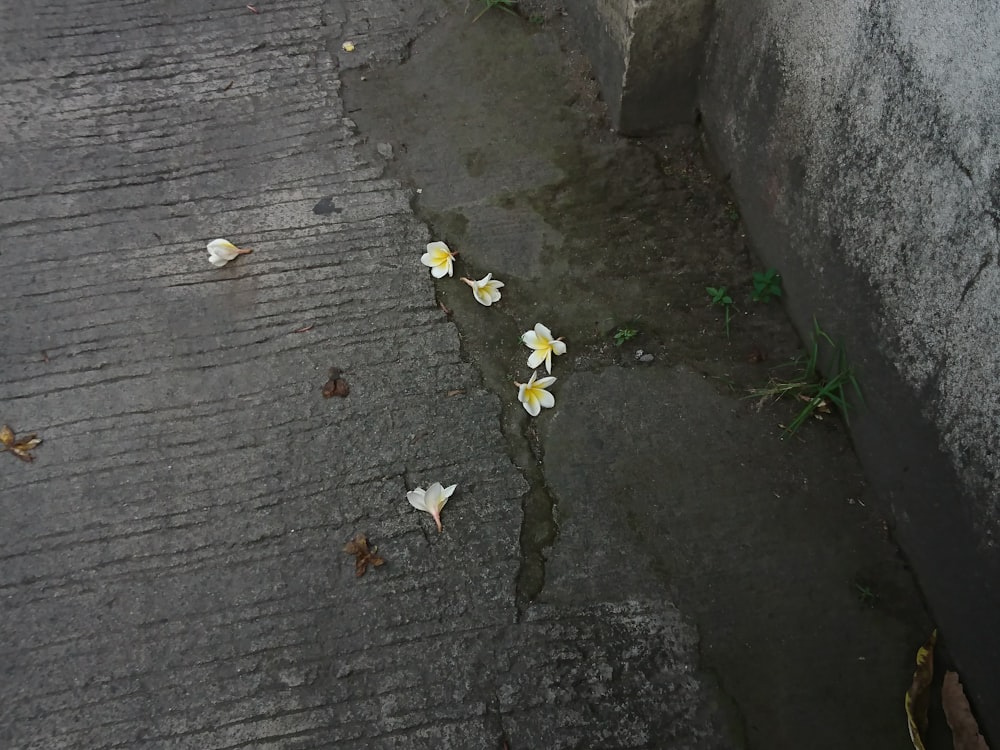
top-left (0, 2), bottom-right (733, 748)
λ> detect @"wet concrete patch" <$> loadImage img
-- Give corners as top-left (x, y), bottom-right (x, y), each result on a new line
top-left (342, 4), bottom-right (933, 748)
top-left (540, 365), bottom-right (930, 747)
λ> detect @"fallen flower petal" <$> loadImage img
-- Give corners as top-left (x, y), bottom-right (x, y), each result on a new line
top-left (462, 273), bottom-right (504, 306)
top-left (521, 323), bottom-right (567, 374)
top-left (207, 238), bottom-right (252, 267)
top-left (516, 371), bottom-right (556, 417)
top-left (1, 424), bottom-right (42, 463)
top-left (905, 629), bottom-right (936, 750)
top-left (343, 533), bottom-right (385, 577)
top-left (342, 40), bottom-right (355, 52)
top-left (407, 481), bottom-right (457, 532)
top-left (421, 241), bottom-right (456, 278)
top-left (322, 367), bottom-right (350, 398)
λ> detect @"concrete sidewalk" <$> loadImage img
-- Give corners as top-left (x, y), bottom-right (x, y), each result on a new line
top-left (1, 1), bottom-right (932, 749)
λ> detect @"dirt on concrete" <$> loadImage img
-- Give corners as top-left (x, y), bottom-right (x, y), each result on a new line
top-left (342, 3), bottom-right (937, 748)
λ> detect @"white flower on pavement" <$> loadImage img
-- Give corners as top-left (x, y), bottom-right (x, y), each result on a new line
top-left (516, 371), bottom-right (556, 417)
top-left (461, 273), bottom-right (504, 306)
top-left (406, 482), bottom-right (457, 532)
top-left (207, 238), bottom-right (252, 267)
top-left (421, 241), bottom-right (456, 278)
top-left (522, 323), bottom-right (566, 374)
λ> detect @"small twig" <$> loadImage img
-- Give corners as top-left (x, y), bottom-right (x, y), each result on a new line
top-left (246, 4), bottom-right (259, 13)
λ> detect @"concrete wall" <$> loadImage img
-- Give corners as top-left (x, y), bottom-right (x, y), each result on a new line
top-left (574, 0), bottom-right (1000, 736)
top-left (700, 0), bottom-right (1000, 734)
top-left (570, 0), bottom-right (713, 133)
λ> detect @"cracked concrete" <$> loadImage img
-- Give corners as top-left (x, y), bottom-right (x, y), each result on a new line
top-left (1, 1), bottom-right (941, 748)
top-left (342, 4), bottom-right (934, 748)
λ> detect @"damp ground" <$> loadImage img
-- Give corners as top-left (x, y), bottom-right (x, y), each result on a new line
top-left (342, 4), bottom-right (935, 748)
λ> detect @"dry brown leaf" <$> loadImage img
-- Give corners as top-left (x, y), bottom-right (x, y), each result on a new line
top-left (446, 389), bottom-right (465, 397)
top-left (322, 367), bottom-right (350, 398)
top-left (343, 533), bottom-right (385, 577)
top-left (1, 424), bottom-right (42, 463)
top-left (905, 629), bottom-right (937, 750)
top-left (292, 324), bottom-right (315, 333)
top-left (943, 671), bottom-right (990, 750)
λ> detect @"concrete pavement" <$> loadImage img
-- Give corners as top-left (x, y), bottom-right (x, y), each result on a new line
top-left (1, 1), bottom-right (938, 749)
top-left (0, 1), bottom-right (733, 747)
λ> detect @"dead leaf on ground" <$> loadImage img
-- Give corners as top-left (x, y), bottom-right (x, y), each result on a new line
top-left (796, 393), bottom-right (832, 414)
top-left (943, 671), bottom-right (990, 750)
top-left (1, 425), bottom-right (42, 463)
top-left (322, 367), bottom-right (350, 398)
top-left (446, 389), bottom-right (465, 397)
top-left (747, 345), bottom-right (766, 363)
top-left (343, 533), bottom-right (385, 577)
top-left (905, 629), bottom-right (937, 750)
top-left (293, 324), bottom-right (315, 333)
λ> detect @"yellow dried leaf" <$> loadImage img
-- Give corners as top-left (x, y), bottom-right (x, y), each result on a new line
top-left (942, 671), bottom-right (990, 750)
top-left (1, 424), bottom-right (42, 462)
top-left (905, 629), bottom-right (937, 750)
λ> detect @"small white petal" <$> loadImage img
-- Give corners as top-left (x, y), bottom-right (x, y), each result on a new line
top-left (431, 264), bottom-right (450, 278)
top-left (420, 252), bottom-right (435, 267)
top-left (523, 394), bottom-right (541, 416)
top-left (534, 323), bottom-right (553, 339)
top-left (551, 340), bottom-right (567, 355)
top-left (526, 350), bottom-right (547, 370)
top-left (535, 376), bottom-right (557, 388)
top-left (424, 482), bottom-right (444, 505)
top-left (522, 331), bottom-right (542, 348)
top-left (407, 488), bottom-right (427, 510)
top-left (537, 390), bottom-right (555, 409)
top-left (441, 484), bottom-right (458, 499)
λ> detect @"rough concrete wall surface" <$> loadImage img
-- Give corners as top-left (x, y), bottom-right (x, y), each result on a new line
top-left (571, 0), bottom-right (713, 132)
top-left (700, 0), bottom-right (1000, 732)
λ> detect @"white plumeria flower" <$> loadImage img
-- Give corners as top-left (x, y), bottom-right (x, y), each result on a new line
top-left (461, 273), bottom-right (504, 306)
top-left (406, 482), bottom-right (457, 533)
top-left (206, 238), bottom-right (252, 267)
top-left (516, 371), bottom-right (556, 417)
top-left (522, 323), bottom-right (567, 374)
top-left (420, 241), bottom-right (456, 278)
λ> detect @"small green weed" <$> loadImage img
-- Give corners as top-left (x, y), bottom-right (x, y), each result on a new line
top-left (528, 14), bottom-right (545, 25)
top-left (751, 268), bottom-right (782, 303)
top-left (472, 0), bottom-right (518, 22)
top-left (706, 286), bottom-right (735, 339)
top-left (749, 319), bottom-right (862, 437)
top-left (855, 583), bottom-right (878, 607)
top-left (613, 326), bottom-right (639, 346)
